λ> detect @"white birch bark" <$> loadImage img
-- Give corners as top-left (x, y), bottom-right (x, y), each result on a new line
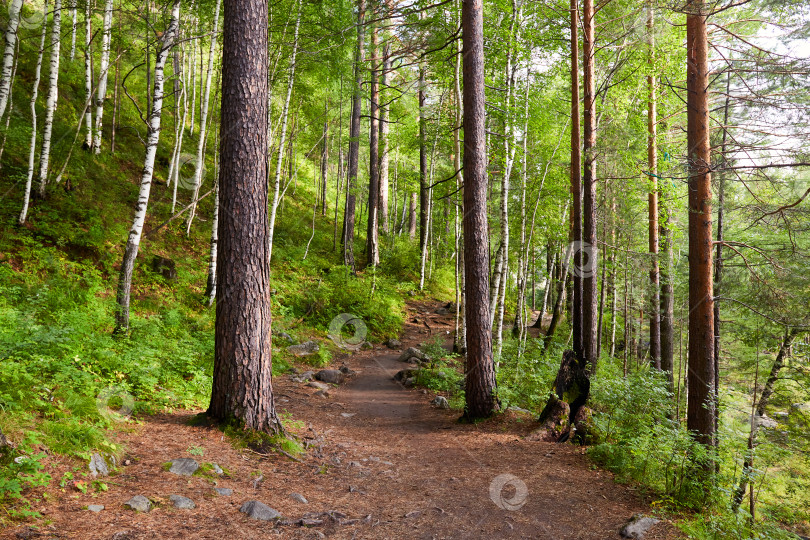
top-left (84, 0), bottom-right (93, 148)
top-left (70, 0), bottom-right (77, 60)
top-left (184, 0), bottom-right (220, 234)
top-left (0, 40), bottom-right (18, 166)
top-left (267, 0), bottom-right (301, 263)
top-left (0, 0), bottom-right (22, 120)
top-left (92, 0), bottom-right (114, 153)
top-left (115, 0), bottom-right (181, 332)
top-left (204, 140), bottom-right (219, 307)
top-left (19, 4), bottom-right (49, 225)
top-left (188, 7), bottom-right (197, 135)
top-left (37, 0), bottom-right (62, 197)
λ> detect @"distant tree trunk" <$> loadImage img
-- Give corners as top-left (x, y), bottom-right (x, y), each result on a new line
top-left (569, 0), bottom-right (583, 360)
top-left (114, 0), bottom-right (180, 333)
top-left (418, 43), bottom-right (428, 257)
top-left (342, 0), bottom-right (365, 272)
top-left (208, 0), bottom-right (282, 434)
top-left (0, 40), bottom-right (19, 167)
top-left (268, 0), bottom-right (301, 263)
top-left (169, 49), bottom-right (186, 212)
top-left (205, 174), bottom-right (220, 307)
top-left (366, 25), bottom-right (380, 267)
top-left (581, 0), bottom-right (598, 370)
top-left (185, 0), bottom-right (222, 234)
top-left (646, 1), bottom-right (661, 369)
top-left (408, 192), bottom-right (417, 240)
top-left (18, 3), bottom-right (49, 225)
top-left (686, 0), bottom-right (716, 452)
top-left (92, 0), bottom-right (114, 153)
top-left (320, 103), bottom-right (328, 216)
top-left (732, 328), bottom-right (799, 512)
top-left (0, 0), bottom-right (22, 120)
top-left (111, 14), bottom-right (121, 153)
top-left (84, 1), bottom-right (94, 149)
top-left (461, 0), bottom-right (497, 420)
top-left (513, 69), bottom-right (530, 339)
top-left (37, 0), bottom-right (62, 197)
top-left (378, 4), bottom-right (391, 232)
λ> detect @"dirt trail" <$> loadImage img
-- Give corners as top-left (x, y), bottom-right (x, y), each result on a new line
top-left (7, 300), bottom-right (681, 539)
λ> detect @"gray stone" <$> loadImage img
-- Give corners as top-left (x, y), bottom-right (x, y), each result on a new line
top-left (124, 495), bottom-right (151, 513)
top-left (385, 339), bottom-right (402, 349)
top-left (755, 415), bottom-right (778, 429)
top-left (299, 371), bottom-right (314, 381)
top-left (397, 347), bottom-right (430, 364)
top-left (168, 458), bottom-right (199, 476)
top-left (289, 492), bottom-right (308, 504)
top-left (315, 369), bottom-right (345, 385)
top-left (211, 463), bottom-right (224, 474)
top-left (288, 341), bottom-right (320, 357)
top-left (431, 396), bottom-right (449, 409)
top-left (214, 487), bottom-right (233, 496)
top-left (339, 365), bottom-right (356, 376)
top-left (89, 453), bottom-right (109, 477)
top-left (620, 515), bottom-right (660, 539)
top-left (393, 367), bottom-right (420, 382)
top-left (169, 495), bottom-right (195, 509)
top-left (308, 380), bottom-right (330, 391)
top-left (239, 500), bottom-right (281, 521)
top-left (276, 332), bottom-right (294, 344)
top-left (87, 504), bottom-right (104, 513)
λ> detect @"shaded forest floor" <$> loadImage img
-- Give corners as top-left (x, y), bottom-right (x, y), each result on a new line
top-left (5, 301), bottom-right (683, 539)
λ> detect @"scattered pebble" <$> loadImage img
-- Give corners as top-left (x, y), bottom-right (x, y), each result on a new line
top-left (214, 487), bottom-right (233, 496)
top-left (123, 495), bottom-right (151, 513)
top-left (87, 504), bottom-right (104, 513)
top-left (89, 453), bottom-right (109, 477)
top-left (168, 458), bottom-right (199, 476)
top-left (169, 494), bottom-right (195, 509)
top-left (240, 500), bottom-right (281, 521)
top-left (289, 492), bottom-right (308, 504)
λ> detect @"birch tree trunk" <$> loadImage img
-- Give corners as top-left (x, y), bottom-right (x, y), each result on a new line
top-left (0, 0), bottom-right (22, 120)
top-left (84, 0), bottom-right (94, 148)
top-left (19, 3), bottom-right (49, 225)
top-left (205, 156), bottom-right (220, 307)
top-left (185, 0), bottom-right (221, 234)
top-left (267, 0), bottom-right (301, 263)
top-left (92, 0), bottom-right (114, 153)
top-left (37, 0), bottom-right (62, 197)
top-left (114, 0), bottom-right (181, 333)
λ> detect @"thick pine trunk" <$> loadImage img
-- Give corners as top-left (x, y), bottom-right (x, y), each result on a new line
top-left (115, 0), bottom-right (180, 332)
top-left (92, 0), bottom-right (114, 153)
top-left (569, 0), bottom-right (583, 360)
top-left (686, 3), bottom-right (716, 452)
top-left (37, 0), bottom-right (62, 197)
top-left (647, 2), bottom-right (661, 368)
top-left (342, 0), bottom-right (364, 272)
top-left (378, 4), bottom-right (391, 232)
top-left (581, 0), bottom-right (598, 370)
top-left (461, 0), bottom-right (497, 420)
top-left (208, 0), bottom-right (281, 434)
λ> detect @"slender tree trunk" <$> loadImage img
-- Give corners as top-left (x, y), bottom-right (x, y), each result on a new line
top-left (84, 0), bottom-right (94, 149)
top-left (0, 0), bottom-right (22, 120)
top-left (569, 0), bottom-right (583, 360)
top-left (205, 157), bottom-right (220, 307)
top-left (418, 41), bottom-right (428, 258)
top-left (321, 102), bottom-right (328, 216)
top-left (208, 0), bottom-right (282, 434)
top-left (581, 0), bottom-right (598, 370)
top-left (461, 0), bottom-right (497, 419)
top-left (366, 24), bottom-right (380, 267)
top-left (19, 3), bottom-right (49, 225)
top-left (0, 40), bottom-right (19, 167)
top-left (268, 0), bottom-right (301, 263)
top-left (111, 13), bottom-right (121, 153)
top-left (92, 0), bottom-right (114, 153)
top-left (342, 0), bottom-right (364, 272)
top-left (185, 0), bottom-right (222, 234)
top-left (408, 192), bottom-right (417, 240)
top-left (647, 1), bottom-right (661, 368)
top-left (114, 0), bottom-right (180, 332)
top-left (70, 0), bottom-right (77, 60)
top-left (686, 0), bottom-right (716, 452)
top-left (378, 2), bottom-right (391, 232)
top-left (37, 0), bottom-right (62, 197)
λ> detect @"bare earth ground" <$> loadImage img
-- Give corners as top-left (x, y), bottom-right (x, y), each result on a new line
top-left (6, 301), bottom-right (683, 540)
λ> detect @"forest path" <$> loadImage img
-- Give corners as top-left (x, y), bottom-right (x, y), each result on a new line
top-left (9, 300), bottom-right (681, 540)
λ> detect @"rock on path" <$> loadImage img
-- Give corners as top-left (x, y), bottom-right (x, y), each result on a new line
top-left (240, 500), bottom-right (281, 521)
top-left (168, 458), bottom-right (199, 476)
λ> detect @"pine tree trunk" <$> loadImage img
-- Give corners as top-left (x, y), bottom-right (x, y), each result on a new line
top-left (461, 0), bottom-right (497, 420)
top-left (569, 0), bottom-right (583, 360)
top-left (647, 1), bottom-right (661, 368)
top-left (268, 0), bottom-right (301, 263)
top-left (114, 0), bottom-right (180, 333)
top-left (378, 4), bottom-right (391, 232)
top-left (342, 0), bottom-right (364, 272)
top-left (185, 0), bottom-right (222, 234)
top-left (208, 0), bottom-right (282, 434)
top-left (92, 0), bottom-right (114, 153)
top-left (686, 1), bottom-right (716, 452)
top-left (581, 0), bottom-right (598, 370)
top-left (366, 24), bottom-right (380, 267)
top-left (18, 3), bottom-right (49, 225)
top-left (0, 0), bottom-right (22, 120)
top-left (37, 0), bottom-right (63, 197)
